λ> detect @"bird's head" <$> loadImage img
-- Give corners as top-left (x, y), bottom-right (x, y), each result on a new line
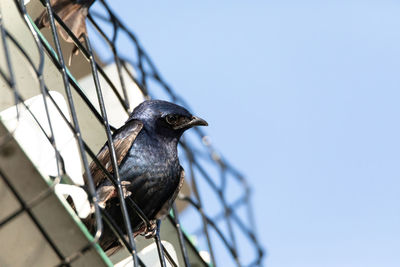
top-left (128, 100), bottom-right (208, 139)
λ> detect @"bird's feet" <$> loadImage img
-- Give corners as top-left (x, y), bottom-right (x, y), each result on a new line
top-left (95, 181), bottom-right (132, 209)
top-left (142, 220), bottom-right (157, 239)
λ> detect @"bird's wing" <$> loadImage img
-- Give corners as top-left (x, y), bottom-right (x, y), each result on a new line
top-left (35, 0), bottom-right (88, 42)
top-left (86, 119), bottom-right (143, 187)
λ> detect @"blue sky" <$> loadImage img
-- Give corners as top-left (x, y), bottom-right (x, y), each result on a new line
top-left (99, 1), bottom-right (400, 266)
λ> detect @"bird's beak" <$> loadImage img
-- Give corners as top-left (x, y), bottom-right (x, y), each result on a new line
top-left (174, 116), bottom-right (208, 130)
top-left (189, 116), bottom-right (208, 127)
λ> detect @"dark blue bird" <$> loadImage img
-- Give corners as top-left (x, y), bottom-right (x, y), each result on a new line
top-left (84, 100), bottom-right (207, 255)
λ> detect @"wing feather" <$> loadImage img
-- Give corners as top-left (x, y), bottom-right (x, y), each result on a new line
top-left (86, 120), bottom-right (143, 187)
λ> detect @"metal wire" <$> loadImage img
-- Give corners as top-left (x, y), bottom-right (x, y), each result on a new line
top-left (0, 169), bottom-right (69, 265)
top-left (0, 0), bottom-right (264, 266)
top-left (172, 204), bottom-right (191, 267)
top-left (84, 33), bottom-right (139, 266)
top-left (40, 0), bottom-right (104, 250)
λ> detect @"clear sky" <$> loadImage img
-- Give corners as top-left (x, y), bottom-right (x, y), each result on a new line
top-left (96, 1), bottom-right (400, 266)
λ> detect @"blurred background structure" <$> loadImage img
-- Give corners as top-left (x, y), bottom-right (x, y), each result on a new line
top-left (0, 0), bottom-right (263, 266)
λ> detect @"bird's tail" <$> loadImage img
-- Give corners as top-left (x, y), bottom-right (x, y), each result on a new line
top-left (35, 0), bottom-right (89, 55)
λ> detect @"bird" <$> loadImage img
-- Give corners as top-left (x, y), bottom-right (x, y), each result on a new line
top-left (35, 0), bottom-right (95, 56)
top-left (83, 100), bottom-right (208, 255)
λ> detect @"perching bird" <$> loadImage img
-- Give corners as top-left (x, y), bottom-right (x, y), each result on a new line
top-left (35, 0), bottom-right (95, 55)
top-left (84, 100), bottom-right (207, 255)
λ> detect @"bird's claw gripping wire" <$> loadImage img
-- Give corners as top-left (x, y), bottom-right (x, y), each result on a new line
top-left (142, 220), bottom-right (157, 239)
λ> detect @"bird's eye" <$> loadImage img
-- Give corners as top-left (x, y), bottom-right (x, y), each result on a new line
top-left (165, 115), bottom-right (179, 125)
